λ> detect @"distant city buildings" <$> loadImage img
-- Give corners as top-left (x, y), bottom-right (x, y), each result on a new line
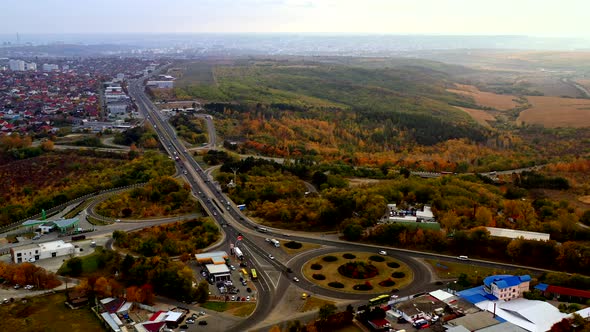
top-left (147, 74), bottom-right (175, 89)
top-left (42, 63), bottom-right (59, 72)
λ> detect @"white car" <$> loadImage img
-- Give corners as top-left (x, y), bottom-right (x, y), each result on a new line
top-left (268, 254), bottom-right (275, 260)
top-left (293, 277), bottom-right (300, 282)
top-left (246, 296), bottom-right (250, 301)
top-left (379, 250), bottom-right (387, 255)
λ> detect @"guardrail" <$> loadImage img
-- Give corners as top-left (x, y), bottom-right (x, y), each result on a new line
top-left (0, 183), bottom-right (147, 234)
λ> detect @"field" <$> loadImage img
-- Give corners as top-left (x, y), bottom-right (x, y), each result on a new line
top-left (0, 292), bottom-right (102, 332)
top-left (447, 83), bottom-right (519, 110)
top-left (517, 96), bottom-right (590, 128)
top-left (200, 301), bottom-right (256, 317)
top-left (425, 259), bottom-right (514, 279)
top-left (454, 106), bottom-right (495, 127)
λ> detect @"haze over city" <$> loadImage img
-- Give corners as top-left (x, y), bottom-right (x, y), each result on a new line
top-left (1, 0), bottom-right (589, 37)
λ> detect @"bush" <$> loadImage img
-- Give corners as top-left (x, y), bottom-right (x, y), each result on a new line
top-left (323, 255), bottom-right (338, 262)
top-left (284, 241), bottom-right (303, 249)
top-left (313, 274), bottom-right (326, 280)
top-left (369, 255), bottom-right (385, 262)
top-left (342, 253), bottom-right (356, 259)
top-left (338, 261), bottom-right (379, 279)
top-left (378, 278), bottom-right (396, 287)
top-left (387, 262), bottom-right (400, 268)
top-left (311, 263), bottom-right (323, 270)
top-left (328, 282), bottom-right (344, 288)
top-left (391, 271), bottom-right (406, 278)
top-left (353, 281), bottom-right (373, 291)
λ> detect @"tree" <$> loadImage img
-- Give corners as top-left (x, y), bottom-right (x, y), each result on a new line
top-left (318, 303), bottom-right (337, 321)
top-left (195, 280), bottom-right (209, 303)
top-left (66, 257), bottom-right (83, 277)
top-left (475, 206), bottom-right (493, 226)
top-left (343, 222), bottom-right (364, 241)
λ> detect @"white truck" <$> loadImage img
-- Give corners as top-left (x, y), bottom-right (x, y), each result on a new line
top-left (234, 247), bottom-right (244, 260)
top-left (270, 239), bottom-right (280, 248)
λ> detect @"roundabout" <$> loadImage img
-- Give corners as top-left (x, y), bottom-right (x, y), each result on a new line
top-left (301, 251), bottom-right (414, 294)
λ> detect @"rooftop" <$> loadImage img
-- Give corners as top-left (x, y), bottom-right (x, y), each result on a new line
top-left (39, 240), bottom-right (74, 251)
top-left (206, 263), bottom-right (230, 275)
top-left (52, 217), bottom-right (79, 229)
top-left (458, 285), bottom-right (498, 304)
top-left (484, 275), bottom-right (531, 289)
top-left (446, 311), bottom-right (501, 331)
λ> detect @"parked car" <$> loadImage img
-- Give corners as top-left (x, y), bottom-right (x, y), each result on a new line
top-left (186, 319), bottom-right (195, 324)
top-left (24, 285), bottom-right (34, 290)
top-left (246, 296), bottom-right (251, 301)
top-left (246, 287), bottom-right (252, 293)
top-left (13, 284), bottom-right (20, 289)
top-left (229, 265), bottom-right (236, 271)
top-left (198, 321), bottom-right (208, 325)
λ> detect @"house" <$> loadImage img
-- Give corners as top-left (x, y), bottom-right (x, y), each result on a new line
top-left (483, 275), bottom-right (531, 301)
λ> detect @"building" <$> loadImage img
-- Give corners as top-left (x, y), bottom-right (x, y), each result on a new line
top-left (535, 283), bottom-right (590, 302)
top-left (9, 59), bottom-right (25, 71)
top-left (24, 62), bottom-right (36, 71)
top-left (147, 75), bottom-right (175, 89)
top-left (10, 240), bottom-right (75, 263)
top-left (385, 204), bottom-right (436, 223)
top-left (42, 63), bottom-right (59, 72)
top-left (485, 227), bottom-right (550, 241)
top-left (205, 263), bottom-right (231, 282)
top-left (195, 251), bottom-right (229, 265)
top-left (484, 275), bottom-right (531, 301)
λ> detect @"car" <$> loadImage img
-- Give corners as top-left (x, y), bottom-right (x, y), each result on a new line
top-left (239, 262), bottom-right (248, 267)
top-left (13, 284), bottom-right (20, 289)
top-left (197, 311), bottom-right (205, 316)
top-left (265, 238), bottom-right (271, 242)
top-left (186, 319), bottom-right (195, 324)
top-left (246, 296), bottom-right (251, 301)
top-left (293, 277), bottom-right (300, 282)
top-left (246, 287), bottom-right (252, 293)
top-left (229, 265), bottom-right (236, 271)
top-left (378, 250), bottom-right (388, 255)
top-left (241, 281), bottom-right (247, 286)
top-left (268, 254), bottom-right (275, 260)
top-left (28, 258), bottom-right (35, 263)
top-left (24, 285), bottom-right (34, 290)
top-left (115, 219), bottom-right (121, 222)
top-left (198, 321), bottom-right (208, 325)
top-left (179, 324), bottom-right (188, 329)
top-left (231, 295), bottom-right (236, 301)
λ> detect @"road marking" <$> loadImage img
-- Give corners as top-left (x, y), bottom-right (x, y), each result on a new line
top-left (264, 271), bottom-right (281, 289)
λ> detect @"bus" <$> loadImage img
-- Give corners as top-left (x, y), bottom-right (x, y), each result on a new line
top-left (251, 269), bottom-right (258, 280)
top-left (369, 294), bottom-right (390, 306)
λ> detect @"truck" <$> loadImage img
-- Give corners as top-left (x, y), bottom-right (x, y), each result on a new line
top-left (71, 234), bottom-right (86, 241)
top-left (234, 247), bottom-right (244, 260)
top-left (270, 239), bottom-right (280, 248)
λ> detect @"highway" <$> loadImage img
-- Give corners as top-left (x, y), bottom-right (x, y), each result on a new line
top-left (126, 70), bottom-right (553, 330)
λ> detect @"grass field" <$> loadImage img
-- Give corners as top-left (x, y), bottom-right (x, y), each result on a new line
top-left (518, 96), bottom-right (590, 128)
top-left (454, 106), bottom-right (495, 127)
top-left (425, 259), bottom-right (514, 279)
top-left (281, 241), bottom-right (322, 255)
top-left (299, 296), bottom-right (335, 312)
top-left (448, 84), bottom-right (519, 110)
top-left (0, 292), bottom-right (102, 332)
top-left (200, 301), bottom-right (256, 317)
top-left (302, 252), bottom-right (413, 294)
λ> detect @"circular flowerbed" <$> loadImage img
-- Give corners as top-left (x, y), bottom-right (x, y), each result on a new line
top-left (391, 271), bottom-right (406, 278)
top-left (387, 262), bottom-right (400, 268)
top-left (311, 263), bottom-right (323, 270)
top-left (378, 278), bottom-right (396, 287)
top-left (284, 241), bottom-right (303, 249)
top-left (328, 282), bottom-right (344, 288)
top-left (342, 253), bottom-right (356, 259)
top-left (312, 274), bottom-right (326, 280)
top-left (338, 261), bottom-right (379, 279)
top-left (369, 255), bottom-right (385, 262)
top-left (353, 282), bottom-right (374, 291)
top-left (323, 255), bottom-right (338, 262)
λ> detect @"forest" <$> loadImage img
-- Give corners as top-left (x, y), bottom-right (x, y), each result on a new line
top-left (169, 113), bottom-right (208, 145)
top-left (216, 157), bottom-right (590, 273)
top-left (96, 176), bottom-right (199, 218)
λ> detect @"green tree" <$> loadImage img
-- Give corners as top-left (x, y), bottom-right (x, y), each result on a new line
top-left (343, 222), bottom-right (364, 241)
top-left (318, 303), bottom-right (337, 321)
top-left (66, 257), bottom-right (83, 277)
top-left (195, 280), bottom-right (210, 303)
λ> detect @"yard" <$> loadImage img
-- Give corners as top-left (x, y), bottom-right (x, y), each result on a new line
top-left (0, 292), bottom-right (102, 332)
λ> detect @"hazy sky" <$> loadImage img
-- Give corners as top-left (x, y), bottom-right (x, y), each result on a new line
top-left (1, 0), bottom-right (588, 37)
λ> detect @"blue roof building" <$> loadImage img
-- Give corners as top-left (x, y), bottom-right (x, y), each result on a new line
top-left (459, 275), bottom-right (531, 304)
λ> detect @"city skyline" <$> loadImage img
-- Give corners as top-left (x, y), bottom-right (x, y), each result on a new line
top-left (1, 0), bottom-right (588, 37)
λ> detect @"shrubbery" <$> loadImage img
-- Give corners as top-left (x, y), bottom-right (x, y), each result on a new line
top-left (353, 281), bottom-right (373, 291)
top-left (311, 263), bottom-right (323, 270)
top-left (369, 255), bottom-right (385, 262)
top-left (378, 278), bottom-right (396, 287)
top-left (391, 271), bottom-right (406, 278)
top-left (323, 255), bottom-right (338, 262)
top-left (313, 274), bottom-right (326, 280)
top-left (328, 281), bottom-right (344, 288)
top-left (342, 253), bottom-right (356, 259)
top-left (387, 262), bottom-right (401, 268)
top-left (284, 241), bottom-right (303, 249)
top-left (338, 261), bottom-right (379, 279)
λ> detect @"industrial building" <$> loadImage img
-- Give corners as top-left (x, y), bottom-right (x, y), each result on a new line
top-left (10, 240), bottom-right (76, 263)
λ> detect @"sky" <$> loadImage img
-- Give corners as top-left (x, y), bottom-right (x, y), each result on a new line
top-left (1, 0), bottom-right (588, 37)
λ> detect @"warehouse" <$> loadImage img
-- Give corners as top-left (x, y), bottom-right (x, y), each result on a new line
top-left (10, 240), bottom-right (76, 263)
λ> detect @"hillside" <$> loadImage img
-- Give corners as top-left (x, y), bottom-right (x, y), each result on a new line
top-left (172, 60), bottom-right (490, 149)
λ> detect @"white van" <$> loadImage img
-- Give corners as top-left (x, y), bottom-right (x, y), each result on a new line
top-left (458, 255), bottom-right (469, 260)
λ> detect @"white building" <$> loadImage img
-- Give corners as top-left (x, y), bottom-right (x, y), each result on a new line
top-left (10, 240), bottom-right (76, 263)
top-left (484, 275), bottom-right (531, 301)
top-left (42, 63), bottom-right (59, 72)
top-left (25, 62), bottom-right (37, 71)
top-left (9, 59), bottom-right (25, 71)
top-left (486, 227), bottom-right (550, 241)
top-left (146, 80), bottom-right (174, 89)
